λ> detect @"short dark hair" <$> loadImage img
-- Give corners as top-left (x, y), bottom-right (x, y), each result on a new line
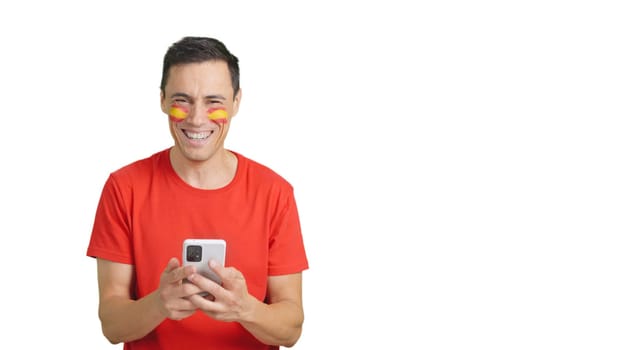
top-left (160, 36), bottom-right (240, 97)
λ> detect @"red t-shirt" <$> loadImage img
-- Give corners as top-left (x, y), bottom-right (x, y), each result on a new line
top-left (86, 148), bottom-right (308, 350)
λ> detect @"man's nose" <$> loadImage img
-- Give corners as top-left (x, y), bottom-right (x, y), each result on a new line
top-left (186, 104), bottom-right (208, 124)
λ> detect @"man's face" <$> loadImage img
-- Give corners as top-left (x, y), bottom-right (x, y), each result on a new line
top-left (161, 60), bottom-right (240, 163)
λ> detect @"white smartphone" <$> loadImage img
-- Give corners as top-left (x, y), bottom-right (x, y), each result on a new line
top-left (182, 239), bottom-right (226, 285)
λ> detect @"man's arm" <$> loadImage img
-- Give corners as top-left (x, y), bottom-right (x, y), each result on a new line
top-left (97, 258), bottom-right (200, 344)
top-left (187, 264), bottom-right (304, 347)
top-left (239, 273), bottom-right (304, 347)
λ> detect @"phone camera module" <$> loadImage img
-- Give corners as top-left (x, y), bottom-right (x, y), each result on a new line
top-left (186, 245), bottom-right (202, 262)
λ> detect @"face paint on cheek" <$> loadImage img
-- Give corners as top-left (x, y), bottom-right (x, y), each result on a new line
top-left (169, 104), bottom-right (188, 122)
top-left (207, 107), bottom-right (228, 124)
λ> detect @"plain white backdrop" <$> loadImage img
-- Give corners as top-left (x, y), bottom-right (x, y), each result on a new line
top-left (1, 1), bottom-right (621, 349)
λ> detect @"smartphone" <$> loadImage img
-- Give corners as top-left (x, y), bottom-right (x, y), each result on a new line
top-left (182, 239), bottom-right (226, 286)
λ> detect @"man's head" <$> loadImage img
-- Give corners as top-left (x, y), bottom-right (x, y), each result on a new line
top-left (160, 37), bottom-right (240, 98)
top-left (160, 37), bottom-right (242, 165)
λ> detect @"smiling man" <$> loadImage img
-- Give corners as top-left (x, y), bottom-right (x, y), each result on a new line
top-left (86, 37), bottom-right (309, 350)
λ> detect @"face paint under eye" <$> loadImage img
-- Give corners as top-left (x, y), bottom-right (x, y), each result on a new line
top-left (169, 104), bottom-right (188, 122)
top-left (208, 107), bottom-right (228, 124)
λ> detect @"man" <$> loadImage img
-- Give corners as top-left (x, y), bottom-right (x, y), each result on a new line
top-left (86, 36), bottom-right (308, 349)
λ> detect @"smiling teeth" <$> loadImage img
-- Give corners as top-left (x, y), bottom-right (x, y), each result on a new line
top-left (186, 131), bottom-right (210, 139)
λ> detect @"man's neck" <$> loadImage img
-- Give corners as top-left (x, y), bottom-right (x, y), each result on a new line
top-left (169, 147), bottom-right (238, 189)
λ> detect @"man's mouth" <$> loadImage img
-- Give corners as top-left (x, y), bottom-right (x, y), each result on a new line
top-left (183, 130), bottom-right (214, 140)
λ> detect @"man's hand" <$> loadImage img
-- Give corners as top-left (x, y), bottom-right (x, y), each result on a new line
top-left (184, 261), bottom-right (304, 347)
top-left (185, 260), bottom-right (254, 322)
top-left (157, 257), bottom-right (203, 320)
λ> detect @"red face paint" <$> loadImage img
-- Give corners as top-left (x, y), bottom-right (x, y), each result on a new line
top-left (169, 104), bottom-right (188, 122)
top-left (208, 107), bottom-right (228, 124)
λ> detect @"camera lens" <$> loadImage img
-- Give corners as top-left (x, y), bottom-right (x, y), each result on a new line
top-left (186, 245), bottom-right (202, 262)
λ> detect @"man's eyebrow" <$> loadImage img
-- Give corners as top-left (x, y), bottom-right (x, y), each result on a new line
top-left (169, 93), bottom-right (226, 101)
top-left (204, 94), bottom-right (226, 100)
top-left (171, 92), bottom-right (192, 100)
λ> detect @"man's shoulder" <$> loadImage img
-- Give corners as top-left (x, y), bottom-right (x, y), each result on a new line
top-left (110, 148), bottom-right (168, 180)
top-left (234, 151), bottom-right (293, 189)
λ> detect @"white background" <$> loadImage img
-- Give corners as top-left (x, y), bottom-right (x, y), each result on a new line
top-left (1, 1), bottom-right (621, 349)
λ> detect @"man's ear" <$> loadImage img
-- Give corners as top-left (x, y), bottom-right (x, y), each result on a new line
top-left (231, 88), bottom-right (242, 118)
top-left (160, 90), bottom-right (167, 114)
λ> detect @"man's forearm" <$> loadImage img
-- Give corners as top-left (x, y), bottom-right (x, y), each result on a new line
top-left (239, 298), bottom-right (304, 347)
top-left (99, 292), bottom-right (166, 344)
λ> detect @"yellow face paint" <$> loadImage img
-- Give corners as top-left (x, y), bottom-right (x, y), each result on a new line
top-left (208, 107), bottom-right (228, 124)
top-left (169, 104), bottom-right (188, 122)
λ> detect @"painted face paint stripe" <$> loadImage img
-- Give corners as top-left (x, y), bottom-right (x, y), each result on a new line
top-left (208, 107), bottom-right (228, 124)
top-left (169, 104), bottom-right (188, 122)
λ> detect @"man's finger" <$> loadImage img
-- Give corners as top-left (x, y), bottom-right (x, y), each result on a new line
top-left (165, 257), bottom-right (180, 272)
